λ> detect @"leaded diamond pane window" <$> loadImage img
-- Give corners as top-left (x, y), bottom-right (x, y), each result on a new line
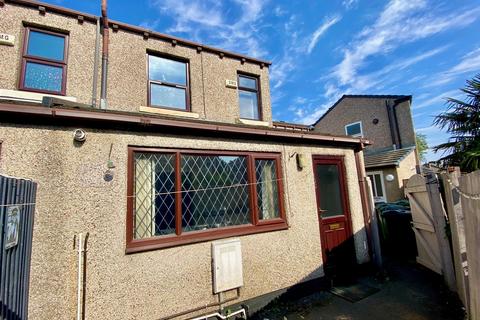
top-left (129, 149), bottom-right (286, 248)
top-left (255, 159), bottom-right (280, 220)
top-left (181, 155), bottom-right (250, 232)
top-left (133, 152), bottom-right (176, 239)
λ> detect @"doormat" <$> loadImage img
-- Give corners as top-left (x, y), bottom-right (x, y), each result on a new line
top-left (329, 283), bottom-right (380, 302)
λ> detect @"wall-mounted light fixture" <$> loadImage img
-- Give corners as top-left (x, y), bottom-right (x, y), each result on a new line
top-left (73, 129), bottom-right (86, 142)
top-left (296, 153), bottom-right (306, 170)
top-left (385, 174), bottom-right (395, 182)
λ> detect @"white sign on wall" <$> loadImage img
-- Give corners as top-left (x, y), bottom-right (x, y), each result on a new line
top-left (0, 33), bottom-right (15, 46)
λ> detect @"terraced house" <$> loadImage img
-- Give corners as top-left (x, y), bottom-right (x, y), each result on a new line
top-left (0, 1), bottom-right (374, 319)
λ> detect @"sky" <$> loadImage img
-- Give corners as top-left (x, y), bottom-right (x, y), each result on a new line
top-left (43, 0), bottom-right (480, 162)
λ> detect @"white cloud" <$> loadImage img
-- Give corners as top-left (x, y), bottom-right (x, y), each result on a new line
top-left (270, 55), bottom-right (295, 89)
top-left (342, 0), bottom-right (358, 10)
top-left (413, 89), bottom-right (460, 110)
top-left (274, 6), bottom-right (287, 17)
top-left (306, 15), bottom-right (341, 54)
top-left (425, 48), bottom-right (480, 87)
top-left (333, 0), bottom-right (480, 86)
top-left (148, 0), bottom-right (270, 58)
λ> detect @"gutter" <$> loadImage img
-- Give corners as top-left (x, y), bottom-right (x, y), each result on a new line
top-left (0, 102), bottom-right (371, 147)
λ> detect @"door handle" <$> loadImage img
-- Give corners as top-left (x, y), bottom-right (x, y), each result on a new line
top-left (318, 209), bottom-right (327, 215)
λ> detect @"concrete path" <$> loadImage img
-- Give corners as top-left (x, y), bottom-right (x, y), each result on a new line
top-left (255, 261), bottom-right (465, 320)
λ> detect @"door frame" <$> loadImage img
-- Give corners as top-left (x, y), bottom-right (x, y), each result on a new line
top-left (367, 170), bottom-right (387, 203)
top-left (312, 155), bottom-right (354, 263)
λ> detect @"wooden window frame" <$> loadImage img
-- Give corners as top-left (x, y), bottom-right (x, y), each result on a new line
top-left (126, 147), bottom-right (287, 253)
top-left (19, 26), bottom-right (69, 96)
top-left (237, 72), bottom-right (262, 121)
top-left (147, 53), bottom-right (191, 112)
top-left (345, 121), bottom-right (363, 137)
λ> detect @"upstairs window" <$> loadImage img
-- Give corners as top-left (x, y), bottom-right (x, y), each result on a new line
top-left (148, 54), bottom-right (190, 111)
top-left (127, 148), bottom-right (286, 252)
top-left (345, 121), bottom-right (363, 137)
top-left (238, 74), bottom-right (261, 120)
top-left (20, 27), bottom-right (68, 95)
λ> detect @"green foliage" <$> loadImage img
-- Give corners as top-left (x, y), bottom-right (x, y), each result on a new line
top-left (415, 133), bottom-right (428, 163)
top-left (433, 74), bottom-right (480, 172)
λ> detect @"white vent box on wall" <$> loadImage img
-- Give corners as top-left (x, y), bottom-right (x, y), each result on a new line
top-left (212, 238), bottom-right (243, 293)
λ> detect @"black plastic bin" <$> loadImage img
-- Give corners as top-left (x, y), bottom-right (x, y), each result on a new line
top-left (378, 207), bottom-right (417, 259)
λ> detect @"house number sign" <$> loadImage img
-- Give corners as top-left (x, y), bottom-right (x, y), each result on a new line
top-left (0, 33), bottom-right (15, 46)
top-left (5, 206), bottom-right (20, 249)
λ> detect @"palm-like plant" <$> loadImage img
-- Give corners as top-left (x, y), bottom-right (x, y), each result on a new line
top-left (433, 74), bottom-right (480, 172)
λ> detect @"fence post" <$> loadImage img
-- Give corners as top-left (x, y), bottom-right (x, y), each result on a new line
top-left (460, 170), bottom-right (480, 320)
top-left (425, 172), bottom-right (456, 291)
top-left (440, 169), bottom-right (469, 311)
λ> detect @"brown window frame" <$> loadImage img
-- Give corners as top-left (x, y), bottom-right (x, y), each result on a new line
top-left (126, 147), bottom-right (287, 253)
top-left (237, 72), bottom-right (262, 120)
top-left (19, 26), bottom-right (69, 96)
top-left (147, 53), bottom-right (191, 112)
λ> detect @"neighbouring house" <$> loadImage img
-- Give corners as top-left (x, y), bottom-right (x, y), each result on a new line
top-left (313, 95), bottom-right (419, 203)
top-left (0, 1), bottom-right (373, 319)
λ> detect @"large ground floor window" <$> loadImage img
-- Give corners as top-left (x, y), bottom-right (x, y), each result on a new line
top-left (126, 147), bottom-right (287, 252)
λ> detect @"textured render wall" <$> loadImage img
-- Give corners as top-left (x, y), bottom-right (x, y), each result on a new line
top-left (0, 4), bottom-right (97, 105)
top-left (395, 100), bottom-right (416, 148)
top-left (107, 29), bottom-right (272, 124)
top-left (314, 98), bottom-right (394, 152)
top-left (0, 124), bottom-right (368, 320)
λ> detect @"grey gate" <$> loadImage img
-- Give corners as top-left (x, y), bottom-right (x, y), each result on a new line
top-left (0, 175), bottom-right (37, 320)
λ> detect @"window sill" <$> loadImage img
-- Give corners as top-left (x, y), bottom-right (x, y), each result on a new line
top-left (236, 118), bottom-right (270, 127)
top-left (140, 106), bottom-right (200, 119)
top-left (125, 221), bottom-right (288, 254)
top-left (0, 89), bottom-right (76, 104)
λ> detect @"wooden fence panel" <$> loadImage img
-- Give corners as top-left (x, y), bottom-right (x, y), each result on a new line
top-left (460, 170), bottom-right (480, 320)
top-left (440, 170), bottom-right (469, 310)
top-left (406, 174), bottom-right (442, 274)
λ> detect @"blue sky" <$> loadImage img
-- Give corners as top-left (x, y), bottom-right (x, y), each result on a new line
top-left (44, 0), bottom-right (480, 161)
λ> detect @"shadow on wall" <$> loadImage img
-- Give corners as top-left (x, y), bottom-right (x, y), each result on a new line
top-left (230, 227), bottom-right (374, 318)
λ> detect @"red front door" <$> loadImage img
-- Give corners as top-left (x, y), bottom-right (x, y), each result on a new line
top-left (313, 156), bottom-right (353, 266)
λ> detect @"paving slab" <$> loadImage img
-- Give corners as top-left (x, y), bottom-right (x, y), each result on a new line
top-left (252, 261), bottom-right (465, 320)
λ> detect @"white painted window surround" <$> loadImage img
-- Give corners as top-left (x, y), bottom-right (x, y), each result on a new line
top-left (0, 89), bottom-right (77, 104)
top-left (367, 171), bottom-right (387, 203)
top-left (345, 121), bottom-right (363, 137)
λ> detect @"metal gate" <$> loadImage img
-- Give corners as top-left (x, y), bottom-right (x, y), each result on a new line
top-left (0, 175), bottom-right (37, 320)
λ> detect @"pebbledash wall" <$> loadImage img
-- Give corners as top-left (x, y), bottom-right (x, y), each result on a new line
top-left (0, 124), bottom-right (369, 319)
top-left (0, 1), bottom-right (369, 319)
top-left (0, 2), bottom-right (272, 125)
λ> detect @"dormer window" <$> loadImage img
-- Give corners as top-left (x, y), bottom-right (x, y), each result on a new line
top-left (238, 73), bottom-right (261, 120)
top-left (148, 54), bottom-right (190, 111)
top-left (345, 121), bottom-right (363, 137)
top-left (19, 27), bottom-right (68, 95)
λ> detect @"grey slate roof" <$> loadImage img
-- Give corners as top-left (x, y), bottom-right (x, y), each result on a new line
top-left (364, 148), bottom-right (414, 169)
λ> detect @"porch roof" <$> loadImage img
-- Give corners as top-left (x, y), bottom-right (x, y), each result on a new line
top-left (364, 147), bottom-right (414, 169)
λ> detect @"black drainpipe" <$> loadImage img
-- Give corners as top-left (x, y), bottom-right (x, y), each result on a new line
top-left (386, 100), bottom-right (401, 149)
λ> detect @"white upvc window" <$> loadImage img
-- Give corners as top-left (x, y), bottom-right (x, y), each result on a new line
top-left (345, 121), bottom-right (363, 137)
top-left (367, 171), bottom-right (386, 203)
